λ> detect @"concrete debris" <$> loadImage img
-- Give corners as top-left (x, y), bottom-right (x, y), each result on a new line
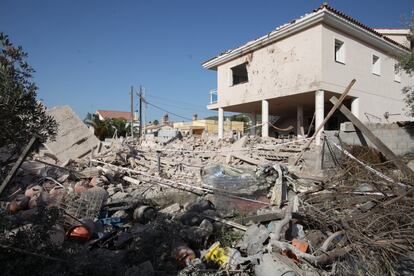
top-left (43, 106), bottom-right (100, 162)
top-left (239, 224), bottom-right (270, 255)
top-left (159, 203), bottom-right (181, 214)
top-left (254, 253), bottom-right (298, 276)
top-left (1, 131), bottom-right (413, 275)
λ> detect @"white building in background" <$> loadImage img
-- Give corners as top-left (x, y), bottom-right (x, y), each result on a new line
top-left (203, 4), bottom-right (413, 144)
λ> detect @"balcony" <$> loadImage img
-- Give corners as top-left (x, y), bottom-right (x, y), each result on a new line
top-left (209, 89), bottom-right (217, 104)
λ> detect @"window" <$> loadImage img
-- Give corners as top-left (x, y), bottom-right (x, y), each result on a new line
top-left (334, 39), bottom-right (345, 63)
top-left (231, 63), bottom-right (248, 85)
top-left (372, 55), bottom-right (381, 75)
top-left (394, 62), bottom-right (401, 83)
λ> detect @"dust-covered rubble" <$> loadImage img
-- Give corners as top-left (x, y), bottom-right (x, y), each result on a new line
top-left (1, 133), bottom-right (414, 275)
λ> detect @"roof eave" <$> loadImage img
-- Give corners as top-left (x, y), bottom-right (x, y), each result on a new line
top-left (324, 11), bottom-right (410, 55)
top-left (202, 9), bottom-right (410, 70)
top-left (202, 10), bottom-right (325, 70)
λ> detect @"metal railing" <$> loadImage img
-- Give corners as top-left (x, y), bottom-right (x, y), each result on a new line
top-left (209, 89), bottom-right (217, 104)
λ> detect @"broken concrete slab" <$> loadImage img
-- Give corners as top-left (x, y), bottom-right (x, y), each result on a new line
top-left (225, 135), bottom-right (248, 163)
top-left (43, 106), bottom-right (100, 162)
top-left (239, 224), bottom-right (269, 255)
top-left (159, 203), bottom-right (181, 214)
top-left (254, 253), bottom-right (298, 276)
top-left (234, 212), bottom-right (283, 225)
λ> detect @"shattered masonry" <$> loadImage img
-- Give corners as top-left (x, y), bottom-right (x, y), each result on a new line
top-left (1, 105), bottom-right (414, 275)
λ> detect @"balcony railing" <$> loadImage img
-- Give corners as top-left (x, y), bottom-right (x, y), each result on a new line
top-left (209, 89), bottom-right (217, 104)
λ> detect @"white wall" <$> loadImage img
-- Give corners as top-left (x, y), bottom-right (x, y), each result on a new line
top-left (321, 25), bottom-right (414, 122)
top-left (216, 24), bottom-right (323, 108)
top-left (213, 23), bottom-right (413, 123)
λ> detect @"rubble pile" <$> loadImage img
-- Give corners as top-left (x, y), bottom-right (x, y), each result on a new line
top-left (1, 133), bottom-right (413, 275)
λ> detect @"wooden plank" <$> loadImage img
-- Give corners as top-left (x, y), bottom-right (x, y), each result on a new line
top-left (258, 151), bottom-right (295, 158)
top-left (203, 214), bottom-right (248, 231)
top-left (231, 153), bottom-right (265, 166)
top-left (0, 136), bottom-right (37, 196)
top-left (123, 175), bottom-right (205, 196)
top-left (33, 158), bottom-right (86, 178)
top-left (292, 172), bottom-right (326, 183)
top-left (330, 96), bottom-right (414, 179)
top-left (294, 79), bottom-right (356, 165)
top-left (234, 212), bottom-right (284, 225)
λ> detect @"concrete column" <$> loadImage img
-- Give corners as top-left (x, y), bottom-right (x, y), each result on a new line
top-left (262, 100), bottom-right (269, 138)
top-left (351, 98), bottom-right (360, 119)
top-left (315, 90), bottom-right (324, 146)
top-left (249, 113), bottom-right (257, 136)
top-left (297, 105), bottom-right (305, 138)
top-left (218, 107), bottom-right (224, 139)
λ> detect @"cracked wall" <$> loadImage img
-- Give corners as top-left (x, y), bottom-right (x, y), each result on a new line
top-left (216, 24), bottom-right (323, 108)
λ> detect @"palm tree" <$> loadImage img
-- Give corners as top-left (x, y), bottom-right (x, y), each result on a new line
top-left (83, 113), bottom-right (109, 140)
top-left (109, 118), bottom-right (129, 137)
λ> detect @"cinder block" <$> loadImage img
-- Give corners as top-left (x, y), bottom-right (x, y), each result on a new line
top-left (340, 122), bottom-right (355, 132)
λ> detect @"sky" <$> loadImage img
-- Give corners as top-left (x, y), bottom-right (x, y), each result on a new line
top-left (1, 0), bottom-right (413, 122)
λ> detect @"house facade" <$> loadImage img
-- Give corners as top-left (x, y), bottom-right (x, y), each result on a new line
top-left (202, 4), bottom-right (413, 144)
top-left (173, 119), bottom-right (244, 136)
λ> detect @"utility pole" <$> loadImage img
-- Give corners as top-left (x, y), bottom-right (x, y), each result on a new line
top-left (130, 86), bottom-right (134, 140)
top-left (138, 85), bottom-right (143, 139)
top-left (142, 86), bottom-right (146, 139)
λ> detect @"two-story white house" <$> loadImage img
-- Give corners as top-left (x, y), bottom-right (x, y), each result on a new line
top-left (202, 4), bottom-right (413, 144)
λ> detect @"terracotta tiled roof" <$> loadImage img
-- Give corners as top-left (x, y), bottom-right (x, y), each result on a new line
top-left (96, 110), bottom-right (133, 120)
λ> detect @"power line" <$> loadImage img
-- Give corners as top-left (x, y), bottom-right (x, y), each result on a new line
top-left (146, 97), bottom-right (206, 112)
top-left (145, 94), bottom-right (207, 109)
top-left (144, 99), bottom-right (193, 121)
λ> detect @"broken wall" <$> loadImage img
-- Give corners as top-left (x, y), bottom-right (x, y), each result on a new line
top-left (43, 106), bottom-right (100, 162)
top-left (215, 24), bottom-right (323, 108)
top-left (323, 122), bottom-right (414, 168)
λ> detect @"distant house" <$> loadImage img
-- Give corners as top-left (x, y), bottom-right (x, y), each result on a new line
top-left (145, 124), bottom-right (161, 134)
top-left (173, 124), bottom-right (206, 136)
top-left (174, 116), bottom-right (244, 136)
top-left (96, 110), bottom-right (137, 121)
top-left (95, 110), bottom-right (140, 132)
top-left (144, 113), bottom-right (174, 136)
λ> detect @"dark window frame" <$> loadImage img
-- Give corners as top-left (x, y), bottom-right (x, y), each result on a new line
top-left (334, 39), bottom-right (345, 64)
top-left (231, 63), bottom-right (249, 85)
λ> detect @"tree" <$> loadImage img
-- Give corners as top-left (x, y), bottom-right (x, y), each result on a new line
top-left (230, 114), bottom-right (251, 133)
top-left (153, 119), bottom-right (159, 125)
top-left (83, 113), bottom-right (108, 140)
top-left (0, 33), bottom-right (57, 159)
top-left (398, 16), bottom-right (414, 116)
top-left (84, 113), bottom-right (130, 140)
top-left (230, 114), bottom-right (249, 123)
top-left (109, 118), bottom-right (128, 137)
